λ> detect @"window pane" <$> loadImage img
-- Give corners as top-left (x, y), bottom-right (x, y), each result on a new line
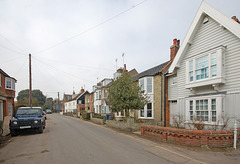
top-left (140, 109), bottom-right (144, 117)
top-left (196, 56), bottom-right (209, 80)
top-left (147, 109), bottom-right (152, 117)
top-left (147, 78), bottom-right (152, 93)
top-left (140, 79), bottom-right (144, 91)
top-left (147, 103), bottom-right (152, 109)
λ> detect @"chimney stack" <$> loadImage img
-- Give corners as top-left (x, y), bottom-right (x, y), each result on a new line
top-left (170, 38), bottom-right (180, 61)
top-left (80, 87), bottom-right (84, 94)
top-left (232, 16), bottom-right (240, 24)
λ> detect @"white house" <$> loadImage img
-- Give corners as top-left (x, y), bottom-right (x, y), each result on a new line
top-left (167, 1), bottom-right (240, 129)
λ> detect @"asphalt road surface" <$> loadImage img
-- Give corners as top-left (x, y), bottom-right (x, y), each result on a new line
top-left (0, 114), bottom-right (239, 164)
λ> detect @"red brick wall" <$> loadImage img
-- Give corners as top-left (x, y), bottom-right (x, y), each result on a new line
top-left (141, 125), bottom-right (240, 148)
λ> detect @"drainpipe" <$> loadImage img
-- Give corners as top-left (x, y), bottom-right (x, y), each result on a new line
top-left (234, 120), bottom-right (238, 149)
top-left (164, 73), bottom-right (166, 127)
top-left (160, 72), bottom-right (163, 123)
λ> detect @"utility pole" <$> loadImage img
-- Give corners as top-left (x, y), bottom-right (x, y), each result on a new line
top-left (58, 92), bottom-right (60, 110)
top-left (29, 54), bottom-right (32, 107)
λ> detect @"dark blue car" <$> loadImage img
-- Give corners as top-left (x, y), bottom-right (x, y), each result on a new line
top-left (9, 107), bottom-right (46, 136)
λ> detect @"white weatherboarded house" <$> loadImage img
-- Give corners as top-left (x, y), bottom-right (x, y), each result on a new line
top-left (167, 1), bottom-right (240, 129)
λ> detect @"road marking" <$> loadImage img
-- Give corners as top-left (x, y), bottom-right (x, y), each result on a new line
top-left (154, 145), bottom-right (207, 164)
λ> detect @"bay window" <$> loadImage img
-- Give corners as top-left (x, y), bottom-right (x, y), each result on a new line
top-left (185, 46), bottom-right (225, 89)
top-left (186, 95), bottom-right (224, 124)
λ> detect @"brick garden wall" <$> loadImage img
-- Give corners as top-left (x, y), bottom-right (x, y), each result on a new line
top-left (141, 125), bottom-right (240, 148)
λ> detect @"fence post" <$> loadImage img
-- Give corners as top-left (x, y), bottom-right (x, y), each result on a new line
top-left (234, 120), bottom-right (238, 150)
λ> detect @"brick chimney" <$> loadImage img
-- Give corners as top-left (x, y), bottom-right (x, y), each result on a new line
top-left (170, 38), bottom-right (180, 61)
top-left (232, 16), bottom-right (240, 24)
top-left (80, 87), bottom-right (84, 94)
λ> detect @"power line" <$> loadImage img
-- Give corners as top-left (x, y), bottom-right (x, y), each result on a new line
top-left (35, 0), bottom-right (149, 55)
top-left (0, 33), bottom-right (27, 55)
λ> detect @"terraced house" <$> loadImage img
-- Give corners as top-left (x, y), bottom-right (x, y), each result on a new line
top-left (0, 69), bottom-right (16, 121)
top-left (132, 40), bottom-right (179, 125)
top-left (167, 1), bottom-right (240, 129)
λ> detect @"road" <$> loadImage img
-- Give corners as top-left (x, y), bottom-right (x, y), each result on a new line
top-left (0, 114), bottom-right (239, 164)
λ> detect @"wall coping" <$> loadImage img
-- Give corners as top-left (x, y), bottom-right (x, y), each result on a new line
top-left (141, 125), bottom-right (238, 135)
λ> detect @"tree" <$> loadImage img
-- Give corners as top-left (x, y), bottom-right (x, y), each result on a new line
top-left (44, 97), bottom-right (53, 110)
top-left (17, 89), bottom-right (46, 107)
top-left (109, 72), bottom-right (149, 117)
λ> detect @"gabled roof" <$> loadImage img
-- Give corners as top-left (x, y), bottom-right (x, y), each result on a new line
top-left (66, 91), bottom-right (89, 102)
top-left (132, 61), bottom-right (169, 81)
top-left (0, 68), bottom-right (17, 81)
top-left (168, 1), bottom-right (240, 74)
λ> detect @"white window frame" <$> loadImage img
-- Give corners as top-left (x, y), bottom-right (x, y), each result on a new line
top-left (139, 77), bottom-right (153, 94)
top-left (185, 46), bottom-right (225, 89)
top-left (185, 94), bottom-right (224, 125)
top-left (138, 76), bottom-right (154, 119)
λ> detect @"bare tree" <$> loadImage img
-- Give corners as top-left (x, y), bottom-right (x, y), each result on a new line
top-left (192, 115), bottom-right (205, 130)
top-left (171, 114), bottom-right (184, 129)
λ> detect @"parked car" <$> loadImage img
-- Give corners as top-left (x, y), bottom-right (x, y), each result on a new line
top-left (43, 111), bottom-right (47, 120)
top-left (9, 107), bottom-right (46, 136)
top-left (46, 109), bottom-right (52, 114)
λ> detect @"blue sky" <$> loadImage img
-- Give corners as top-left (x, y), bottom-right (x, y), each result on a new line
top-left (0, 0), bottom-right (240, 99)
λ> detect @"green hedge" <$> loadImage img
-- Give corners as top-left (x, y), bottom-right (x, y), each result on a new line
top-left (82, 112), bottom-right (90, 120)
top-left (92, 113), bottom-right (104, 119)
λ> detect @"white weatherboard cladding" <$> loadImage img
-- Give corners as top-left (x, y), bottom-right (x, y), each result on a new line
top-left (175, 16), bottom-right (240, 98)
top-left (168, 76), bottom-right (178, 100)
top-left (168, 16), bottom-right (240, 127)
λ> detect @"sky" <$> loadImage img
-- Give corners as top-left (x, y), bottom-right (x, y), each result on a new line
top-left (0, 0), bottom-right (240, 100)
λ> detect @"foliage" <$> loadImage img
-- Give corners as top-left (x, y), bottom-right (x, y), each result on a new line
top-left (171, 114), bottom-right (184, 128)
top-left (43, 97), bottom-right (53, 109)
top-left (109, 72), bottom-right (149, 117)
top-left (92, 113), bottom-right (104, 119)
top-left (17, 89), bottom-right (46, 106)
top-left (82, 112), bottom-right (90, 120)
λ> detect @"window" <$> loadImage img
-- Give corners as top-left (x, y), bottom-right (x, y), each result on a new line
top-left (104, 90), bottom-right (108, 98)
top-left (172, 76), bottom-right (177, 84)
top-left (139, 102), bottom-right (153, 119)
top-left (139, 77), bottom-right (153, 94)
top-left (187, 96), bottom-right (222, 123)
top-left (99, 91), bottom-right (101, 100)
top-left (147, 103), bottom-right (152, 117)
top-left (147, 78), bottom-right (152, 93)
top-left (190, 100), bottom-right (193, 120)
top-left (211, 53), bottom-right (217, 77)
top-left (196, 56), bottom-right (209, 80)
top-left (211, 99), bottom-right (216, 121)
top-left (185, 46), bottom-right (225, 89)
top-left (189, 61), bottom-right (193, 82)
top-left (196, 99), bottom-right (208, 121)
top-left (6, 78), bottom-right (12, 89)
top-left (139, 79), bottom-right (144, 92)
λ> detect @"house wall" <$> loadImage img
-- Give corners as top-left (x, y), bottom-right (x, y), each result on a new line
top-left (0, 72), bottom-right (15, 121)
top-left (153, 75), bottom-right (162, 123)
top-left (169, 16), bottom-right (240, 128)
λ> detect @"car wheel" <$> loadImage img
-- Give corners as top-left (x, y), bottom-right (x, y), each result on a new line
top-left (10, 129), bottom-right (17, 136)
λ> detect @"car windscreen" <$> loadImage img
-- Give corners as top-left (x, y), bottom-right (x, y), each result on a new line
top-left (16, 108), bottom-right (42, 115)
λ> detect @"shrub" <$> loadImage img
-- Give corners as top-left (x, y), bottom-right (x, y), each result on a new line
top-left (82, 112), bottom-right (90, 120)
top-left (92, 113), bottom-right (104, 119)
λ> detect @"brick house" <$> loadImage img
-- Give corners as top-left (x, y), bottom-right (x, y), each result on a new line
top-left (85, 92), bottom-right (94, 113)
top-left (0, 69), bottom-right (17, 121)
